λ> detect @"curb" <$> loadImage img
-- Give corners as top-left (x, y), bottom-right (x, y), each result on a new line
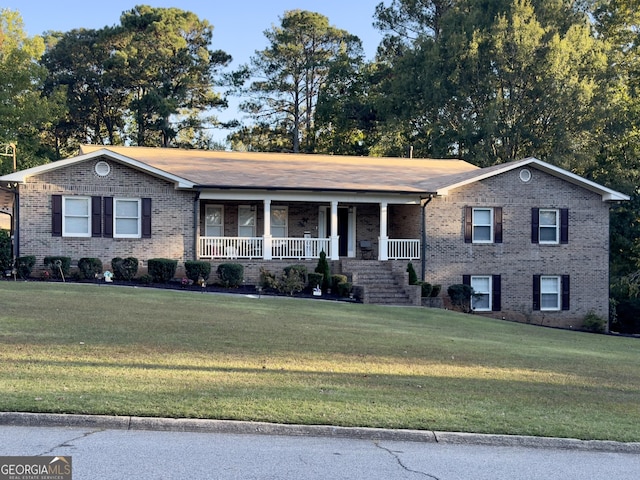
top-left (1, 412), bottom-right (639, 454)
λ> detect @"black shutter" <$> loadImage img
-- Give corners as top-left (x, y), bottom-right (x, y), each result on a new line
top-left (494, 207), bottom-right (503, 244)
top-left (52, 195), bottom-right (62, 237)
top-left (492, 275), bottom-right (501, 311)
top-left (531, 208), bottom-right (539, 243)
top-left (533, 275), bottom-right (541, 311)
top-left (462, 274), bottom-right (471, 286)
top-left (560, 208), bottom-right (569, 244)
top-left (464, 207), bottom-right (472, 243)
top-left (562, 275), bottom-right (570, 310)
top-left (103, 197), bottom-right (113, 238)
top-left (91, 197), bottom-right (102, 237)
top-left (142, 198), bottom-right (152, 238)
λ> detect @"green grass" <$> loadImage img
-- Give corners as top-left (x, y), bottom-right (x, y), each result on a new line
top-left (1, 282), bottom-right (639, 442)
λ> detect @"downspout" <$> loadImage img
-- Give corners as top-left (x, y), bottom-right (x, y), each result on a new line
top-left (420, 195), bottom-right (433, 281)
top-left (193, 190), bottom-right (201, 260)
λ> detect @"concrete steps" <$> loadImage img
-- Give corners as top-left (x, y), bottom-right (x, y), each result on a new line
top-left (341, 260), bottom-right (420, 306)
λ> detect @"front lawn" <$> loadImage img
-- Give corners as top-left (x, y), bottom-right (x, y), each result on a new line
top-left (1, 282), bottom-right (638, 442)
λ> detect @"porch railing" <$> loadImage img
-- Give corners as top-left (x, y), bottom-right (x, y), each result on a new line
top-left (199, 236), bottom-right (331, 260)
top-left (199, 237), bottom-right (264, 259)
top-left (387, 239), bottom-right (421, 260)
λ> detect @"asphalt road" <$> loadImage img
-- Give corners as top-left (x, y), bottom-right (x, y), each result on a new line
top-left (2, 423), bottom-right (640, 480)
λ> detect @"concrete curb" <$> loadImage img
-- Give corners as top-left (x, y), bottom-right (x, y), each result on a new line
top-left (1, 412), bottom-right (639, 454)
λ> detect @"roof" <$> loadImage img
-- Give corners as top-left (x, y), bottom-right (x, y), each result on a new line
top-left (0, 146), bottom-right (629, 201)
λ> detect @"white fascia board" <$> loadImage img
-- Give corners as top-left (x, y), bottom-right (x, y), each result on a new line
top-left (198, 189), bottom-right (422, 204)
top-left (437, 157), bottom-right (630, 201)
top-left (0, 148), bottom-right (195, 189)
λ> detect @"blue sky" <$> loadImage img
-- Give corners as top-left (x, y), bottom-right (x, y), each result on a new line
top-left (9, 0), bottom-right (384, 65)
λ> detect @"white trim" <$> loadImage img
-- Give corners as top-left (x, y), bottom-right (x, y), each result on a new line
top-left (540, 275), bottom-right (561, 311)
top-left (0, 149), bottom-right (195, 189)
top-left (62, 196), bottom-right (91, 238)
top-left (205, 205), bottom-right (224, 237)
top-left (271, 205), bottom-right (288, 238)
top-left (436, 157), bottom-right (630, 202)
top-left (538, 208), bottom-right (559, 244)
top-left (113, 198), bottom-right (142, 238)
top-left (472, 207), bottom-right (493, 244)
top-left (470, 275), bottom-right (492, 312)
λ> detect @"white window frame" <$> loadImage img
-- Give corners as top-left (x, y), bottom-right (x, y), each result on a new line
top-left (205, 205), bottom-right (224, 237)
top-left (238, 205), bottom-right (256, 237)
top-left (472, 208), bottom-right (493, 243)
top-left (271, 206), bottom-right (288, 238)
top-left (539, 209), bottom-right (559, 244)
top-left (62, 196), bottom-right (91, 237)
top-left (470, 276), bottom-right (492, 312)
top-left (114, 198), bottom-right (141, 238)
top-left (540, 275), bottom-right (561, 311)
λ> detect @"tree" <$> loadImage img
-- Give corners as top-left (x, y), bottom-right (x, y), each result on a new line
top-left (232, 10), bottom-right (363, 153)
top-left (0, 9), bottom-right (60, 171)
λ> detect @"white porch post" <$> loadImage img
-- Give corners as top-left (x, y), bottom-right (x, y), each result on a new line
top-left (330, 200), bottom-right (339, 260)
top-left (379, 201), bottom-right (389, 260)
top-left (263, 198), bottom-right (272, 260)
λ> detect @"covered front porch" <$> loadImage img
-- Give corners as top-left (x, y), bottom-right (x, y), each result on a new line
top-left (195, 191), bottom-right (422, 262)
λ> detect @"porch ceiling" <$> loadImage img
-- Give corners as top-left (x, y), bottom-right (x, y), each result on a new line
top-left (79, 145), bottom-right (479, 194)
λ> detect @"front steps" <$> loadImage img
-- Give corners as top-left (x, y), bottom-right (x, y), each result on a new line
top-left (341, 260), bottom-right (421, 306)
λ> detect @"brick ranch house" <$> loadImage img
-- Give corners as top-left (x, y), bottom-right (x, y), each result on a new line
top-left (0, 145), bottom-right (629, 328)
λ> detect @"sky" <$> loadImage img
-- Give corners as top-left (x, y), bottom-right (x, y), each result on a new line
top-left (7, 0), bottom-right (386, 144)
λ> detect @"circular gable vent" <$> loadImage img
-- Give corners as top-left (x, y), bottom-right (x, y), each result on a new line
top-left (519, 168), bottom-right (532, 183)
top-left (95, 160), bottom-right (111, 177)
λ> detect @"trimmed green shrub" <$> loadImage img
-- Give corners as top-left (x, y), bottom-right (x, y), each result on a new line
top-left (259, 267), bottom-right (277, 290)
top-left (279, 267), bottom-right (305, 295)
top-left (448, 283), bottom-right (474, 311)
top-left (336, 281), bottom-right (353, 297)
top-left (147, 258), bottom-right (178, 283)
top-left (407, 262), bottom-right (418, 285)
top-left (185, 260), bottom-right (212, 283)
top-left (331, 274), bottom-right (348, 292)
top-left (430, 284), bottom-right (442, 297)
top-left (583, 311), bottom-right (606, 333)
top-left (111, 257), bottom-right (139, 281)
top-left (138, 274), bottom-right (153, 285)
top-left (217, 263), bottom-right (244, 288)
top-left (15, 255), bottom-right (36, 279)
top-left (77, 258), bottom-right (103, 280)
top-left (43, 256), bottom-right (71, 280)
top-left (308, 272), bottom-right (323, 290)
top-left (419, 281), bottom-right (433, 297)
top-left (315, 251), bottom-right (331, 292)
top-left (0, 230), bottom-right (11, 273)
top-left (285, 264), bottom-right (307, 283)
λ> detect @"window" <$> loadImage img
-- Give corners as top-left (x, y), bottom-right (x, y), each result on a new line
top-left (470, 276), bottom-right (491, 312)
top-left (532, 208), bottom-right (568, 244)
top-left (463, 274), bottom-right (501, 311)
top-left (464, 207), bottom-right (502, 244)
top-left (271, 206), bottom-right (288, 238)
top-left (205, 205), bottom-right (224, 236)
top-left (62, 197), bottom-right (91, 237)
top-left (52, 195), bottom-right (151, 239)
top-left (533, 275), bottom-right (570, 311)
top-left (238, 206), bottom-right (256, 237)
top-left (114, 199), bottom-right (141, 238)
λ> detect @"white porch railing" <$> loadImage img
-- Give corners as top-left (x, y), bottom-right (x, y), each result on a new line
top-left (199, 237), bottom-right (331, 260)
top-left (387, 239), bottom-right (421, 260)
top-left (199, 237), bottom-right (263, 259)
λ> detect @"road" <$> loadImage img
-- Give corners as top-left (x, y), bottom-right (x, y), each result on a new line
top-left (2, 425), bottom-right (640, 480)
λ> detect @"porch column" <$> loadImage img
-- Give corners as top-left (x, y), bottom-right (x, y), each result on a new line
top-left (263, 199), bottom-right (272, 260)
top-left (379, 201), bottom-right (389, 261)
top-left (330, 200), bottom-right (339, 260)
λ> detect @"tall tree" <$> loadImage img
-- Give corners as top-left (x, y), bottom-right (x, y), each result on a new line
top-left (0, 9), bottom-right (60, 171)
top-left (231, 10), bottom-right (363, 153)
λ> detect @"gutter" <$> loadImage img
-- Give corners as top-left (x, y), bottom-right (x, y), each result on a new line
top-left (420, 195), bottom-right (434, 281)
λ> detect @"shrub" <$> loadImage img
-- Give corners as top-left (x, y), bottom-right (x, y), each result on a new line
top-left (612, 299), bottom-right (640, 334)
top-left (331, 274), bottom-right (348, 292)
top-left (315, 251), bottom-right (331, 292)
top-left (448, 283), bottom-right (474, 311)
top-left (138, 274), bottom-right (153, 285)
top-left (419, 281), bottom-right (433, 297)
top-left (15, 255), bottom-right (36, 279)
top-left (279, 267), bottom-right (305, 295)
top-left (583, 310), bottom-right (607, 333)
top-left (284, 264), bottom-right (308, 283)
top-left (336, 281), bottom-right (352, 297)
top-left (259, 267), bottom-right (278, 290)
top-left (185, 260), bottom-right (212, 283)
top-left (430, 284), bottom-right (442, 297)
top-left (308, 272), bottom-right (323, 290)
top-left (111, 257), bottom-right (139, 281)
top-left (217, 263), bottom-right (244, 288)
top-left (406, 262), bottom-right (418, 285)
top-left (0, 230), bottom-right (11, 273)
top-left (43, 256), bottom-right (71, 280)
top-left (77, 258), bottom-right (103, 280)
top-left (147, 258), bottom-right (178, 283)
